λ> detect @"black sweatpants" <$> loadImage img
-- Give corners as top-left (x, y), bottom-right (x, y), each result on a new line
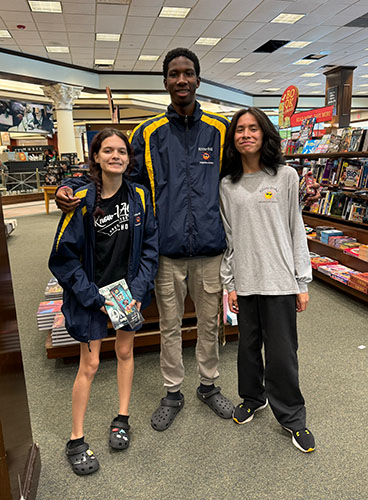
top-left (237, 294), bottom-right (306, 431)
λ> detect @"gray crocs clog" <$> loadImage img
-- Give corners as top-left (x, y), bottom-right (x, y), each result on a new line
top-left (197, 386), bottom-right (234, 419)
top-left (151, 396), bottom-right (184, 431)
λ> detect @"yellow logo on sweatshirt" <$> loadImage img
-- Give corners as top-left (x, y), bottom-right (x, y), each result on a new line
top-left (264, 191), bottom-right (273, 199)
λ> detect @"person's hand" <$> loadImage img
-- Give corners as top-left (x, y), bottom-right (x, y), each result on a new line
top-left (228, 290), bottom-right (239, 314)
top-left (100, 300), bottom-right (114, 314)
top-left (296, 292), bottom-right (309, 312)
top-left (55, 186), bottom-right (80, 213)
top-left (126, 299), bottom-right (141, 311)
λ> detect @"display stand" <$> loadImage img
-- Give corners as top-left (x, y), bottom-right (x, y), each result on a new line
top-left (0, 197), bottom-right (40, 500)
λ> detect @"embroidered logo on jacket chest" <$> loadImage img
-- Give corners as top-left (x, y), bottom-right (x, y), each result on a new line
top-left (198, 147), bottom-right (214, 165)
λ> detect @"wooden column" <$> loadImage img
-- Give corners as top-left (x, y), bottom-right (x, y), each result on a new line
top-left (0, 197), bottom-right (40, 500)
top-left (324, 66), bottom-right (356, 127)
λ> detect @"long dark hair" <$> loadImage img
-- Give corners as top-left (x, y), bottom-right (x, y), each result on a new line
top-left (88, 128), bottom-right (134, 217)
top-left (221, 107), bottom-right (284, 183)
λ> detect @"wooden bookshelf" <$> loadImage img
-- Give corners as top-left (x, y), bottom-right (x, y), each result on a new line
top-left (284, 152), bottom-right (368, 160)
top-left (45, 294), bottom-right (239, 359)
top-left (303, 213), bottom-right (368, 303)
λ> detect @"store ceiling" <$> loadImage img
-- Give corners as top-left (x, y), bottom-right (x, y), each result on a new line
top-left (1, 0), bottom-right (368, 99)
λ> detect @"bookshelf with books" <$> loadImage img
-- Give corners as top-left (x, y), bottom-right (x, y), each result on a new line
top-left (41, 278), bottom-right (238, 359)
top-left (304, 213), bottom-right (368, 303)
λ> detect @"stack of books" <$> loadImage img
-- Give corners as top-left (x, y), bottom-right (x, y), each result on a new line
top-left (44, 277), bottom-right (63, 300)
top-left (37, 300), bottom-right (62, 331)
top-left (51, 313), bottom-right (78, 346)
top-left (359, 245), bottom-right (368, 261)
top-left (317, 264), bottom-right (359, 284)
top-left (310, 256), bottom-right (339, 269)
top-left (349, 273), bottom-right (368, 293)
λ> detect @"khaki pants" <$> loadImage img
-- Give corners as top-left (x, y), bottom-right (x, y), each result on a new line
top-left (155, 254), bottom-right (223, 392)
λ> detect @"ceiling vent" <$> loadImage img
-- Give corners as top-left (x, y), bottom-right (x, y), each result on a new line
top-left (345, 13), bottom-right (368, 28)
top-left (253, 40), bottom-right (289, 53)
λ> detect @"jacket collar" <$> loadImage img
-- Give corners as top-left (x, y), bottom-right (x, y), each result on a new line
top-left (166, 101), bottom-right (202, 126)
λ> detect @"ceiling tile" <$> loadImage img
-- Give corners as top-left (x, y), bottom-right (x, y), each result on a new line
top-left (227, 21), bottom-right (263, 39)
top-left (33, 22), bottom-right (66, 31)
top-left (40, 31), bottom-right (69, 43)
top-left (96, 4), bottom-right (129, 16)
top-left (63, 14), bottom-right (95, 26)
top-left (32, 13), bottom-right (64, 24)
top-left (63, 2), bottom-right (96, 15)
top-left (245, 0), bottom-right (295, 23)
top-left (166, 36), bottom-right (197, 49)
top-left (217, 0), bottom-right (263, 22)
top-left (201, 20), bottom-right (239, 38)
top-left (128, 5), bottom-right (161, 17)
top-left (68, 33), bottom-right (95, 44)
top-left (131, 0), bottom-right (166, 5)
top-left (150, 18), bottom-right (184, 36)
top-left (123, 16), bottom-right (156, 35)
top-left (210, 38), bottom-right (243, 52)
top-left (0, 0), bottom-right (31, 10)
top-left (120, 34), bottom-right (147, 49)
top-left (188, 0), bottom-right (231, 21)
top-left (176, 19), bottom-right (212, 37)
top-left (143, 35), bottom-right (172, 50)
top-left (66, 24), bottom-right (96, 33)
top-left (95, 15), bottom-right (126, 33)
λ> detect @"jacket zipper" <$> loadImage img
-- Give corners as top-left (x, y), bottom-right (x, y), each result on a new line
top-left (184, 115), bottom-right (193, 256)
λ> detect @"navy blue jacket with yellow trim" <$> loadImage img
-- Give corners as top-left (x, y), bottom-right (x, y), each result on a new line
top-left (129, 101), bottom-right (230, 258)
top-left (49, 180), bottom-right (158, 343)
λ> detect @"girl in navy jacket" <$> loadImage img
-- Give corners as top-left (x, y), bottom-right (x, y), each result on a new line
top-left (49, 128), bottom-right (158, 475)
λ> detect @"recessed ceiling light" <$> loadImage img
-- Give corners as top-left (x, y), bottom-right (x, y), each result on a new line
top-left (359, 83), bottom-right (368, 87)
top-left (256, 79), bottom-right (272, 83)
top-left (159, 7), bottom-right (190, 18)
top-left (355, 91), bottom-right (367, 94)
top-left (237, 72), bottom-right (255, 76)
top-left (284, 41), bottom-right (311, 48)
top-left (265, 88), bottom-right (281, 91)
top-left (139, 55), bottom-right (159, 61)
top-left (363, 63), bottom-right (368, 66)
top-left (0, 30), bottom-right (12, 38)
top-left (306, 82), bottom-right (322, 86)
top-left (28, 1), bottom-right (62, 13)
top-left (309, 90), bottom-right (323, 94)
top-left (301, 73), bottom-right (320, 77)
top-left (195, 37), bottom-right (221, 46)
top-left (361, 74), bottom-right (368, 78)
top-left (293, 59), bottom-right (315, 65)
top-left (95, 59), bottom-right (114, 65)
top-left (271, 13), bottom-right (305, 24)
top-left (46, 46), bottom-right (69, 53)
top-left (96, 33), bottom-right (120, 42)
top-left (219, 58), bottom-right (241, 63)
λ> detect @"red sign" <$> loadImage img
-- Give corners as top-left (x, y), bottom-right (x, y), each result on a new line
top-left (279, 85), bottom-right (299, 128)
top-left (290, 106), bottom-right (334, 127)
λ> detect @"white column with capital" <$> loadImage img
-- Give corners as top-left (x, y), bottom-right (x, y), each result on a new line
top-left (42, 84), bottom-right (83, 155)
top-left (74, 125), bottom-right (86, 163)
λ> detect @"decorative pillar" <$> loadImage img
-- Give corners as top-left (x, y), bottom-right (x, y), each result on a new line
top-left (324, 66), bottom-right (356, 128)
top-left (42, 84), bottom-right (83, 155)
top-left (74, 125), bottom-right (86, 163)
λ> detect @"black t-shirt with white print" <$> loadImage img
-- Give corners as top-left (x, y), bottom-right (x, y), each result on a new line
top-left (94, 182), bottom-right (130, 288)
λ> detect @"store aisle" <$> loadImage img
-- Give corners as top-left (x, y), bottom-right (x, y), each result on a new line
top-left (6, 212), bottom-right (368, 500)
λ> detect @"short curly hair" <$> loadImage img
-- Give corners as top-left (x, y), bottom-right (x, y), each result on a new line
top-left (163, 48), bottom-right (200, 78)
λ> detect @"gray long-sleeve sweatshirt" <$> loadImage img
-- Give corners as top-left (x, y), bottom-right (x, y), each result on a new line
top-left (220, 165), bottom-right (312, 296)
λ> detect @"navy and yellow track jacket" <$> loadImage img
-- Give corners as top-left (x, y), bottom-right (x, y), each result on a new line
top-left (129, 101), bottom-right (230, 258)
top-left (49, 180), bottom-right (158, 343)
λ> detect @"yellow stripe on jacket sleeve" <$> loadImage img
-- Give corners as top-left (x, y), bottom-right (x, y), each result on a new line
top-left (55, 189), bottom-right (88, 251)
top-left (201, 114), bottom-right (227, 171)
top-left (143, 117), bottom-right (169, 215)
top-left (135, 187), bottom-right (146, 212)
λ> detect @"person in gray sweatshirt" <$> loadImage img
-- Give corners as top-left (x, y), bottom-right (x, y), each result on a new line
top-left (219, 107), bottom-right (315, 453)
